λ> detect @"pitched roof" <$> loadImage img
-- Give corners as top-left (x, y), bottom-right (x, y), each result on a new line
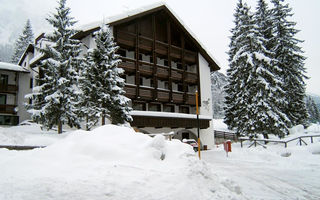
top-left (0, 62), bottom-right (29, 73)
top-left (74, 2), bottom-right (220, 71)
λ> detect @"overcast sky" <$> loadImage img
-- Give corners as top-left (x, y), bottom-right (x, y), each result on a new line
top-left (0, 0), bottom-right (319, 95)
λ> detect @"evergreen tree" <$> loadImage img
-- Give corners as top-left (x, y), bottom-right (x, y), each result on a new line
top-left (224, 0), bottom-right (245, 130)
top-left (11, 19), bottom-right (34, 64)
top-left (306, 96), bottom-right (320, 123)
top-left (225, 0), bottom-right (289, 138)
top-left (27, 0), bottom-right (82, 133)
top-left (79, 24), bottom-right (132, 130)
top-left (271, 0), bottom-right (308, 127)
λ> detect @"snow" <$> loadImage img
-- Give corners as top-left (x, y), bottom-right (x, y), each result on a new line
top-left (0, 122), bottom-right (319, 199)
top-left (0, 61), bottom-right (29, 72)
top-left (131, 110), bottom-right (212, 120)
top-left (0, 123), bottom-right (242, 200)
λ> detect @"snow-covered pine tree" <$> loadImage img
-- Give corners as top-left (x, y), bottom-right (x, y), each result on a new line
top-left (27, 0), bottom-right (82, 133)
top-left (225, 0), bottom-right (290, 138)
top-left (79, 24), bottom-right (132, 129)
top-left (306, 96), bottom-right (320, 123)
top-left (271, 0), bottom-right (308, 127)
top-left (11, 19), bottom-right (34, 64)
top-left (224, 0), bottom-right (245, 130)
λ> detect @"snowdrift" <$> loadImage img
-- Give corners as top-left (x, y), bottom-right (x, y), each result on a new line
top-left (0, 125), bottom-right (241, 200)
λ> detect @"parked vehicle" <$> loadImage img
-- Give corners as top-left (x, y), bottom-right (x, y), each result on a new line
top-left (182, 139), bottom-right (198, 152)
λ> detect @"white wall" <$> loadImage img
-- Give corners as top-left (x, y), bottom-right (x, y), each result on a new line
top-left (198, 53), bottom-right (215, 149)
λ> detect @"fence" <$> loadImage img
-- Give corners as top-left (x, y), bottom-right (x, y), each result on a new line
top-left (214, 130), bottom-right (238, 141)
top-left (239, 134), bottom-right (320, 148)
top-left (0, 145), bottom-right (45, 150)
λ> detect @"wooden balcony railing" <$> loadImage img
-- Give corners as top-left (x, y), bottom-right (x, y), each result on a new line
top-left (186, 93), bottom-right (196, 105)
top-left (139, 36), bottom-right (153, 52)
top-left (0, 104), bottom-right (17, 114)
top-left (170, 45), bottom-right (181, 59)
top-left (139, 64), bottom-right (153, 76)
top-left (185, 50), bottom-right (197, 63)
top-left (117, 31), bottom-right (135, 47)
top-left (124, 85), bottom-right (136, 98)
top-left (155, 41), bottom-right (168, 55)
top-left (185, 72), bottom-right (198, 84)
top-left (156, 66), bottom-right (169, 79)
top-left (171, 69), bottom-right (183, 81)
top-left (157, 90), bottom-right (170, 102)
top-left (139, 87), bottom-right (153, 100)
top-left (172, 92), bottom-right (184, 103)
top-left (0, 84), bottom-right (18, 93)
top-left (119, 59), bottom-right (136, 73)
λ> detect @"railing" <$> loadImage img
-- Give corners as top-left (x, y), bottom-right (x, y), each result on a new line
top-left (156, 66), bottom-right (169, 78)
top-left (214, 130), bottom-right (238, 140)
top-left (0, 145), bottom-right (46, 150)
top-left (185, 72), bottom-right (198, 84)
top-left (239, 134), bottom-right (320, 148)
top-left (0, 84), bottom-right (18, 93)
top-left (124, 85), bottom-right (136, 98)
top-left (0, 104), bottom-right (17, 114)
top-left (171, 69), bottom-right (183, 81)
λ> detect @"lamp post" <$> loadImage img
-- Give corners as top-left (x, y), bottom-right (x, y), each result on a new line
top-left (196, 90), bottom-right (201, 159)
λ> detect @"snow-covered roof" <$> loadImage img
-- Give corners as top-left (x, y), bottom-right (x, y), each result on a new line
top-left (130, 110), bottom-right (212, 120)
top-left (0, 62), bottom-right (29, 73)
top-left (75, 2), bottom-right (220, 71)
top-left (18, 44), bottom-right (34, 66)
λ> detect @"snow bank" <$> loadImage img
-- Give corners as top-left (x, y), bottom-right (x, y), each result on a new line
top-left (0, 125), bottom-right (243, 200)
top-left (0, 122), bottom-right (66, 146)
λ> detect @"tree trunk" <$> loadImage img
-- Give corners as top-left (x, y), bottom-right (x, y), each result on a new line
top-left (86, 115), bottom-right (89, 131)
top-left (102, 112), bottom-right (105, 125)
top-left (58, 120), bottom-right (62, 134)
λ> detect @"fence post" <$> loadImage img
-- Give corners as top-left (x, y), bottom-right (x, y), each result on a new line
top-left (285, 142), bottom-right (287, 148)
top-left (311, 136), bottom-right (313, 143)
top-left (299, 137), bottom-right (302, 146)
top-left (240, 139), bottom-right (243, 148)
top-left (254, 140), bottom-right (257, 147)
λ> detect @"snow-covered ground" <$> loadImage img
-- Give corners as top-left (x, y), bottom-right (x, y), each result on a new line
top-left (0, 122), bottom-right (319, 199)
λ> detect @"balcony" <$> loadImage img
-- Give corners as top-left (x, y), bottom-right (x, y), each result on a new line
top-left (124, 85), bottom-right (136, 98)
top-left (172, 92), bottom-right (184, 104)
top-left (155, 41), bottom-right (168, 55)
top-left (139, 64), bottom-right (153, 76)
top-left (156, 66), bottom-right (169, 79)
top-left (185, 72), bottom-right (198, 84)
top-left (139, 36), bottom-right (153, 52)
top-left (186, 93), bottom-right (196, 105)
top-left (171, 69), bottom-right (183, 81)
top-left (157, 90), bottom-right (170, 102)
top-left (117, 31), bottom-right (135, 47)
top-left (170, 46), bottom-right (181, 59)
top-left (184, 50), bottom-right (197, 63)
top-left (139, 87), bottom-right (153, 100)
top-left (119, 59), bottom-right (136, 73)
top-left (0, 104), bottom-right (17, 114)
top-left (0, 84), bottom-right (18, 93)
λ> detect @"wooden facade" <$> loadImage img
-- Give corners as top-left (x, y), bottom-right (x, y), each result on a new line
top-left (114, 10), bottom-right (200, 111)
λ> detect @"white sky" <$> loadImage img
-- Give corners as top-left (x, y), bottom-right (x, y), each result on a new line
top-left (0, 0), bottom-right (319, 95)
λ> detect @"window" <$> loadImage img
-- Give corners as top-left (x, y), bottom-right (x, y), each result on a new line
top-left (148, 103), bottom-right (161, 112)
top-left (0, 74), bottom-right (8, 85)
top-left (0, 115), bottom-right (19, 125)
top-left (0, 94), bottom-right (6, 105)
top-left (118, 48), bottom-right (126, 57)
top-left (132, 102), bottom-right (146, 111)
top-left (163, 105), bottom-right (174, 112)
top-left (179, 106), bottom-right (190, 114)
top-left (177, 84), bottom-right (184, 92)
top-left (30, 78), bottom-right (33, 88)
